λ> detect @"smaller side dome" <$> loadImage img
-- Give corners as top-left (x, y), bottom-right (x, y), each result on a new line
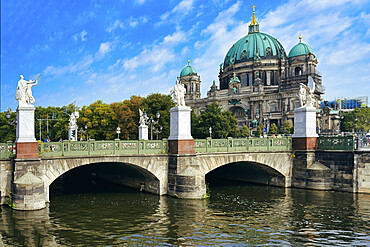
top-left (288, 37), bottom-right (314, 58)
top-left (180, 60), bottom-right (197, 77)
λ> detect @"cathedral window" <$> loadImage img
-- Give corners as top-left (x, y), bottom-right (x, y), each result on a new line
top-left (295, 67), bottom-right (302, 76)
top-left (249, 73), bottom-right (253, 86)
top-left (266, 71), bottom-right (271, 85)
top-left (242, 74), bottom-right (248, 87)
top-left (271, 104), bottom-right (277, 112)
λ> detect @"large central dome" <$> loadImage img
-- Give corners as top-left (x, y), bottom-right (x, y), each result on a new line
top-left (223, 32), bottom-right (286, 68)
top-left (223, 9), bottom-right (286, 68)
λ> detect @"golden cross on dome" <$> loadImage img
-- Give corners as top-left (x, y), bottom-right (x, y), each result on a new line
top-left (251, 5), bottom-right (257, 25)
top-left (187, 60), bottom-right (190, 65)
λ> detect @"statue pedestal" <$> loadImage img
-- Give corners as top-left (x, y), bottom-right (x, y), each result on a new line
top-left (292, 106), bottom-right (318, 150)
top-left (168, 106), bottom-right (194, 154)
top-left (68, 126), bottom-right (78, 141)
top-left (16, 106), bottom-right (38, 158)
top-left (139, 125), bottom-right (148, 140)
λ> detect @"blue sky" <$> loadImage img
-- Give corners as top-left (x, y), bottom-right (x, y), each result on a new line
top-left (2, 0), bottom-right (370, 111)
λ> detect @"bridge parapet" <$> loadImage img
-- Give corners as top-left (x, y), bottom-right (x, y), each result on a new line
top-left (0, 141), bottom-right (16, 159)
top-left (38, 139), bottom-right (169, 157)
top-left (317, 136), bottom-right (355, 151)
top-left (194, 137), bottom-right (292, 153)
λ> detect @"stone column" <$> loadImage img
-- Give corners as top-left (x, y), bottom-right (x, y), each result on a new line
top-left (139, 125), bottom-right (149, 140)
top-left (16, 105), bottom-right (38, 158)
top-left (292, 106), bottom-right (318, 150)
top-left (167, 106), bottom-right (206, 199)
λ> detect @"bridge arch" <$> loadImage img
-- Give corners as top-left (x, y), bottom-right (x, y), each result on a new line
top-left (40, 155), bottom-right (169, 201)
top-left (197, 152), bottom-right (293, 187)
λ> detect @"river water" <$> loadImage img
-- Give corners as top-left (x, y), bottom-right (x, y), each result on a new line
top-left (1, 183), bottom-right (369, 246)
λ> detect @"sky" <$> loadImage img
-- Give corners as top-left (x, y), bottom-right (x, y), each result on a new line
top-left (1, 0), bottom-right (370, 111)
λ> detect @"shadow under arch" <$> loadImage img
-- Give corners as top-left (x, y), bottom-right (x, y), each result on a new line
top-left (205, 161), bottom-right (286, 187)
top-left (49, 161), bottom-right (161, 198)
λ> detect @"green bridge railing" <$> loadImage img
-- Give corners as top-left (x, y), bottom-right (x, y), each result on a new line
top-left (194, 137), bottom-right (292, 153)
top-left (2, 136), bottom-right (360, 159)
top-left (317, 136), bottom-right (355, 151)
top-left (38, 137), bottom-right (292, 157)
top-left (0, 141), bottom-right (16, 159)
top-left (38, 139), bottom-right (169, 157)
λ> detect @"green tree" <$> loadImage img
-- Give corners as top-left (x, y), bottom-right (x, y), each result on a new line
top-left (255, 123), bottom-right (264, 137)
top-left (35, 105), bottom-right (70, 141)
top-left (111, 95), bottom-right (144, 140)
top-left (268, 123), bottom-right (278, 134)
top-left (340, 108), bottom-right (370, 133)
top-left (78, 100), bottom-right (117, 140)
top-left (279, 121), bottom-right (293, 134)
top-left (192, 103), bottom-right (238, 139)
top-left (240, 125), bottom-right (250, 137)
top-left (0, 111), bottom-right (16, 142)
top-left (142, 93), bottom-right (175, 140)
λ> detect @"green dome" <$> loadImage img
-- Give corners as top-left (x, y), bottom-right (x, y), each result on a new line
top-left (288, 42), bottom-right (314, 58)
top-left (180, 64), bottom-right (197, 77)
top-left (223, 32), bottom-right (286, 68)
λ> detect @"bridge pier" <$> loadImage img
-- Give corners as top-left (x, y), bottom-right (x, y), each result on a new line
top-left (167, 106), bottom-right (206, 199)
top-left (167, 154), bottom-right (206, 199)
top-left (12, 159), bottom-right (46, 210)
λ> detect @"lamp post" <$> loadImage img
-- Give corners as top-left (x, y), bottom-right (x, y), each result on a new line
top-left (116, 126), bottom-right (121, 139)
top-left (144, 111), bottom-right (160, 140)
top-left (79, 125), bottom-right (87, 141)
top-left (5, 109), bottom-right (16, 126)
top-left (268, 113), bottom-right (272, 134)
top-left (153, 126), bottom-right (163, 140)
top-left (209, 126), bottom-right (212, 138)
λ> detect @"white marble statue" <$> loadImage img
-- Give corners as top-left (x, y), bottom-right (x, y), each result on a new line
top-left (139, 109), bottom-right (148, 126)
top-left (15, 74), bottom-right (40, 106)
top-left (298, 83), bottom-right (315, 107)
top-left (171, 79), bottom-right (186, 107)
top-left (69, 111), bottom-right (79, 128)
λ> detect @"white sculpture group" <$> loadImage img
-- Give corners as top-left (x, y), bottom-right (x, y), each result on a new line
top-left (15, 75), bottom-right (40, 106)
top-left (69, 111), bottom-right (79, 128)
top-left (171, 79), bottom-right (186, 107)
top-left (298, 83), bottom-right (315, 107)
top-left (139, 109), bottom-right (149, 126)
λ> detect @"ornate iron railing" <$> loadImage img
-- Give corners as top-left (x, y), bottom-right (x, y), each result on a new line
top-left (317, 136), bottom-right (354, 151)
top-left (0, 141), bottom-right (16, 159)
top-left (38, 139), bottom-right (169, 157)
top-left (194, 137), bottom-right (292, 153)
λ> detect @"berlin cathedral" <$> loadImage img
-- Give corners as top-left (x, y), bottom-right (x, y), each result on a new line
top-left (179, 7), bottom-right (339, 133)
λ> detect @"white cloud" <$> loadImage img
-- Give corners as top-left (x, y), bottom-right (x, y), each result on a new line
top-left (43, 55), bottom-right (94, 77)
top-left (160, 0), bottom-right (194, 21)
top-left (95, 42), bottom-right (113, 60)
top-left (129, 16), bottom-right (148, 28)
top-left (73, 30), bottom-right (88, 42)
top-left (107, 17), bottom-right (148, 32)
top-left (106, 20), bottom-right (124, 33)
top-left (135, 0), bottom-right (146, 4)
top-left (163, 30), bottom-right (186, 44)
top-left (123, 46), bottom-right (176, 73)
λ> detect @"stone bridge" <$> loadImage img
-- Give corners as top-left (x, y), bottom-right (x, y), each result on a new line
top-left (0, 137), bottom-right (369, 211)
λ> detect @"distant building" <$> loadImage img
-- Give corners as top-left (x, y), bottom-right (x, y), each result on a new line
top-left (180, 7), bottom-right (326, 133)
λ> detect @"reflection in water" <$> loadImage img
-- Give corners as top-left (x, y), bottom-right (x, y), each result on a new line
top-left (0, 185), bottom-right (369, 246)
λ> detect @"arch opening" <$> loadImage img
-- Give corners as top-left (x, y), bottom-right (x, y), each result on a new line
top-left (50, 162), bottom-right (160, 197)
top-left (205, 161), bottom-right (285, 187)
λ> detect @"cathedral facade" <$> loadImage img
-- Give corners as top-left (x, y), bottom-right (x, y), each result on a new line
top-left (180, 8), bottom-right (327, 133)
